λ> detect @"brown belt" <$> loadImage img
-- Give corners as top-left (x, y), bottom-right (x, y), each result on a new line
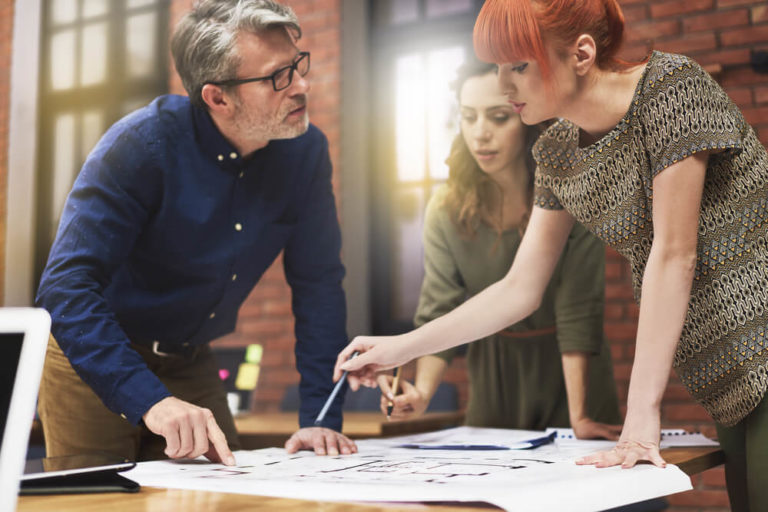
top-left (498, 326), bottom-right (557, 339)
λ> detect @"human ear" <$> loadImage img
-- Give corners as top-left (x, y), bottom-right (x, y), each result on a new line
top-left (200, 83), bottom-right (232, 114)
top-left (573, 34), bottom-right (597, 76)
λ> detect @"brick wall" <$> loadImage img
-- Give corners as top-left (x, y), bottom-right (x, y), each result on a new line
top-left (0, 0), bottom-right (12, 300)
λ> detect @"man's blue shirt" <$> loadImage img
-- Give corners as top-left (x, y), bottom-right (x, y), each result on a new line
top-left (36, 94), bottom-right (348, 430)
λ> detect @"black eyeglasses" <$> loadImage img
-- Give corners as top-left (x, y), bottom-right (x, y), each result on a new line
top-left (208, 51), bottom-right (310, 92)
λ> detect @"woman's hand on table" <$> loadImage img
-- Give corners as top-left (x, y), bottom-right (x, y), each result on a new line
top-left (575, 413), bottom-right (666, 468)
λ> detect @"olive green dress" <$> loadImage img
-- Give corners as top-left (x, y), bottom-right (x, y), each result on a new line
top-left (533, 51), bottom-right (768, 427)
top-left (416, 185), bottom-right (621, 430)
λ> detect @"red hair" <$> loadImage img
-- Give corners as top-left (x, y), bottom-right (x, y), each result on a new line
top-left (474, 0), bottom-right (636, 84)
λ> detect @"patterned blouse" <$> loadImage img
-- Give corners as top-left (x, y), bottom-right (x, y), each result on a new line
top-left (533, 51), bottom-right (768, 426)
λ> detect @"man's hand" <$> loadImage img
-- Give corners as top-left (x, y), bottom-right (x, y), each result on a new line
top-left (143, 396), bottom-right (235, 466)
top-left (377, 375), bottom-right (429, 421)
top-left (284, 427), bottom-right (358, 456)
top-left (570, 416), bottom-right (622, 440)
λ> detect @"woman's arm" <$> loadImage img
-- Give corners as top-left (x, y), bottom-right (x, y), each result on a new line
top-left (578, 150), bottom-right (708, 468)
top-left (335, 207), bottom-right (576, 387)
top-left (554, 223), bottom-right (620, 438)
top-left (561, 352), bottom-right (622, 439)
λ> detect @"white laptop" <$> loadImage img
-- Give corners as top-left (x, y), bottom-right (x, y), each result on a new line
top-left (0, 308), bottom-right (50, 512)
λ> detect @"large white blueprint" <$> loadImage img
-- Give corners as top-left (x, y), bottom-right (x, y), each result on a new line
top-left (125, 427), bottom-right (694, 512)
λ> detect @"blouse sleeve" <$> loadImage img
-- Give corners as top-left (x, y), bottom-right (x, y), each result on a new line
top-left (639, 55), bottom-right (746, 178)
top-left (414, 191), bottom-right (467, 364)
top-left (553, 223), bottom-right (606, 354)
top-left (532, 126), bottom-right (569, 210)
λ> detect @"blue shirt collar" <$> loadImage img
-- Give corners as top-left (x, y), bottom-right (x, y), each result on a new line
top-left (192, 104), bottom-right (246, 172)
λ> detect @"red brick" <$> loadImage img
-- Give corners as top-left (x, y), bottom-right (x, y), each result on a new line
top-left (720, 67), bottom-right (768, 87)
top-left (239, 319), bottom-right (295, 336)
top-left (717, 0), bottom-right (764, 6)
top-left (622, 342), bottom-right (636, 359)
top-left (656, 33), bottom-right (717, 55)
top-left (262, 301), bottom-right (293, 316)
top-left (612, 362), bottom-right (633, 381)
top-left (265, 369), bottom-right (301, 384)
top-left (609, 341), bottom-right (625, 360)
top-left (757, 127), bottom-right (768, 148)
top-left (663, 382), bottom-right (694, 401)
top-left (626, 20), bottom-right (681, 43)
top-left (605, 303), bottom-right (625, 320)
top-left (251, 387), bottom-right (286, 404)
top-left (650, 0), bottom-right (714, 18)
top-left (622, 4), bottom-right (648, 23)
top-left (697, 48), bottom-right (752, 68)
top-left (721, 25), bottom-right (768, 45)
top-left (605, 261), bottom-right (625, 280)
top-left (755, 85), bottom-right (768, 104)
top-left (663, 402), bottom-right (713, 421)
top-left (605, 322), bottom-right (638, 341)
top-left (683, 9), bottom-right (750, 32)
top-left (721, 86), bottom-right (753, 107)
top-left (742, 106), bottom-right (768, 125)
top-left (626, 301), bottom-right (640, 320)
top-left (605, 283), bottom-right (635, 300)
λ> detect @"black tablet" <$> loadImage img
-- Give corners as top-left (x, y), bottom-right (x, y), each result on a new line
top-left (20, 453), bottom-right (139, 494)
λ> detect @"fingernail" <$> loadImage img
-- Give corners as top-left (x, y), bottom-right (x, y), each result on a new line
top-left (329, 449), bottom-right (338, 456)
top-left (387, 393), bottom-right (394, 400)
top-left (317, 449), bottom-right (326, 456)
top-left (226, 456), bottom-right (236, 466)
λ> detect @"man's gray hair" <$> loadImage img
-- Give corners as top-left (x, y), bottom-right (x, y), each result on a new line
top-left (171, 0), bottom-right (301, 109)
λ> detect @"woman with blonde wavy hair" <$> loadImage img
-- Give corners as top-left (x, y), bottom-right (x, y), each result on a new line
top-left (377, 56), bottom-right (622, 438)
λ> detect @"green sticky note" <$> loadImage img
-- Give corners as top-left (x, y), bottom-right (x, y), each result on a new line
top-left (245, 344), bottom-right (263, 364)
top-left (235, 362), bottom-right (260, 390)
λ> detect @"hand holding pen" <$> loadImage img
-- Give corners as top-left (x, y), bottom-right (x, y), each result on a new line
top-left (333, 334), bottom-right (415, 390)
top-left (385, 367), bottom-right (401, 419)
top-left (377, 373), bottom-right (430, 421)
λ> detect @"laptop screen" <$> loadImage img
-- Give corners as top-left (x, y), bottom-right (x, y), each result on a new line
top-left (0, 308), bottom-right (50, 512)
top-left (0, 333), bottom-right (24, 445)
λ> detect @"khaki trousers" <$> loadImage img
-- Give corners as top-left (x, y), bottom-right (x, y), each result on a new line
top-left (38, 335), bottom-right (241, 462)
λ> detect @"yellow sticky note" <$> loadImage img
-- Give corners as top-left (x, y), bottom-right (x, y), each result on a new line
top-left (235, 362), bottom-right (260, 390)
top-left (245, 344), bottom-right (263, 364)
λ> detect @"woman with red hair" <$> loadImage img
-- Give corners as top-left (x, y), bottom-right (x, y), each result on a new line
top-left (336, 2), bottom-right (767, 509)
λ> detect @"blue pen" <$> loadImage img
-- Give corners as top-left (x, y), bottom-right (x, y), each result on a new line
top-left (314, 351), bottom-right (360, 427)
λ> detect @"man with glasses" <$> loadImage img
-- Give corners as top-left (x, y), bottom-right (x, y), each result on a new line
top-left (36, 0), bottom-right (355, 464)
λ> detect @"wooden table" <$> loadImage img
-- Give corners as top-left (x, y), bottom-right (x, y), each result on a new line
top-left (18, 412), bottom-right (724, 512)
